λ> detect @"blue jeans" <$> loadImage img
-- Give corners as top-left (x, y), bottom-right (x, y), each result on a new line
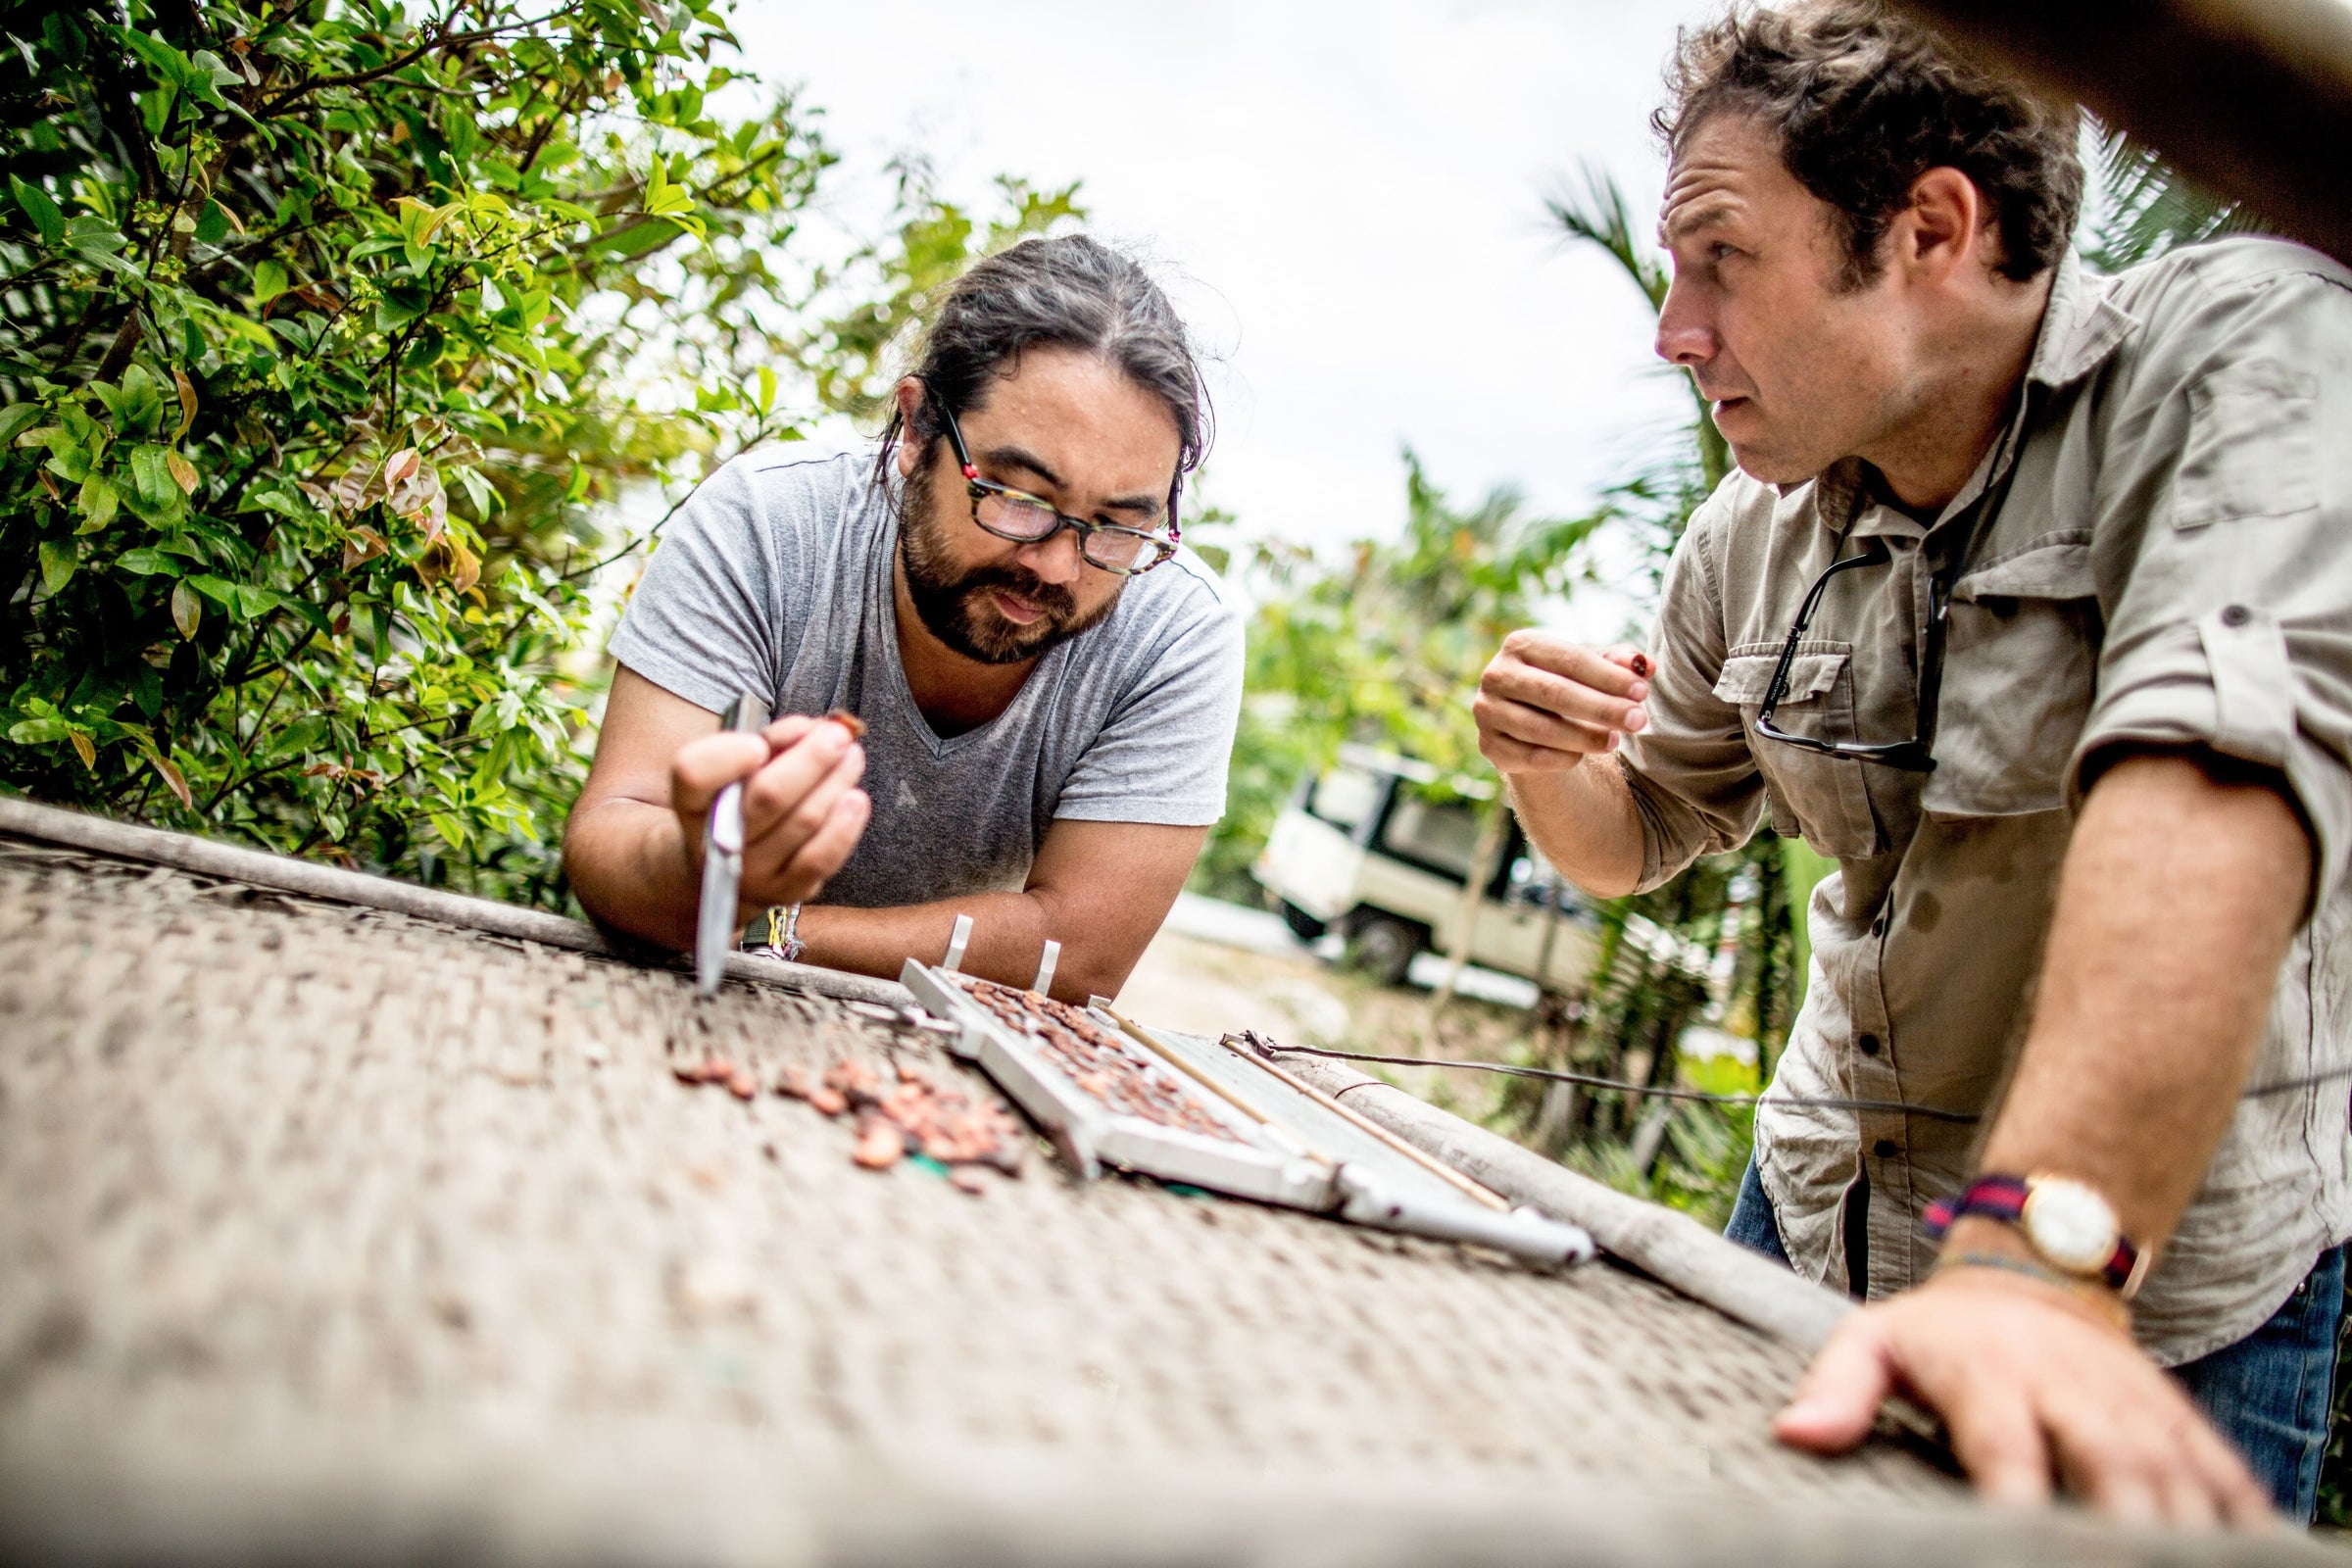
top-left (1726, 1159), bottom-right (2345, 1522)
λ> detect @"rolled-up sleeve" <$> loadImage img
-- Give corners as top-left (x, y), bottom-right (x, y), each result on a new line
top-left (1620, 497), bottom-right (1769, 893)
top-left (2068, 264), bottom-right (2352, 905)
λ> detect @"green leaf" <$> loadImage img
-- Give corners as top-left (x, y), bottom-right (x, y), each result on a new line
top-left (94, 366), bottom-right (164, 437)
top-left (252, 259), bottom-right (288, 305)
top-left (586, 219), bottom-right (678, 260)
top-left (169, 579), bottom-right (200, 639)
top-left (37, 538), bottom-right (74, 592)
top-left (194, 199), bottom-right (231, 245)
top-left (374, 284), bottom-right (430, 330)
top-left (281, 595), bottom-right (331, 635)
top-left (9, 175), bottom-right (62, 246)
top-left (74, 474), bottom-right (118, 531)
top-left (63, 215), bottom-right (132, 275)
top-left (116, 27), bottom-right (183, 80)
top-left (130, 444), bottom-right (173, 507)
top-left (188, 48), bottom-right (240, 97)
top-left (0, 403), bottom-right (43, 446)
top-left (116, 547), bottom-right (178, 575)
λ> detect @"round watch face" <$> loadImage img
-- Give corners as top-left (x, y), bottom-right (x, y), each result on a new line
top-left (2022, 1177), bottom-right (2119, 1273)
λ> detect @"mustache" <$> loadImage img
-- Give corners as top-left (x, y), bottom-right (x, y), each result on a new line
top-left (959, 563), bottom-right (1079, 620)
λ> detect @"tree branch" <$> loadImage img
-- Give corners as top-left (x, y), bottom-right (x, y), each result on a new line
top-left (255, 10), bottom-right (571, 117)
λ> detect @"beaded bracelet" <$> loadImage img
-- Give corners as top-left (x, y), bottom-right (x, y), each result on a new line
top-left (760, 904), bottom-right (806, 964)
top-left (1935, 1249), bottom-right (2132, 1328)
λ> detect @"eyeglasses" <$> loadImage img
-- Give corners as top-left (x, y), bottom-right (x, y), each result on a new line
top-left (1755, 431), bottom-right (2023, 773)
top-left (1755, 536), bottom-right (1941, 770)
top-left (927, 387), bottom-right (1180, 576)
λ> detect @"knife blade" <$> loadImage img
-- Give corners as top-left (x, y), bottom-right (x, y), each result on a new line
top-left (695, 691), bottom-right (768, 1000)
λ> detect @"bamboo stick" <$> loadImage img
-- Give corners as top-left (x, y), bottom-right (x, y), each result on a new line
top-left (1221, 1033), bottom-right (1512, 1212)
top-left (0, 796), bottom-right (908, 1007)
top-left (1271, 1048), bottom-right (1855, 1351)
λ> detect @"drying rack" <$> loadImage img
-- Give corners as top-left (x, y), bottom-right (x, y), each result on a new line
top-left (899, 917), bottom-right (1594, 1270)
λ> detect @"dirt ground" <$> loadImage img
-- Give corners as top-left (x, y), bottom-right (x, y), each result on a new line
top-left (1115, 919), bottom-right (1537, 1130)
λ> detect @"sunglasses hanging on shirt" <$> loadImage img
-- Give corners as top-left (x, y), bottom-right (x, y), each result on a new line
top-left (1753, 418), bottom-right (2028, 772)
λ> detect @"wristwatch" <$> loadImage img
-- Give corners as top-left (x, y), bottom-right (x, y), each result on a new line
top-left (1925, 1172), bottom-right (2151, 1298)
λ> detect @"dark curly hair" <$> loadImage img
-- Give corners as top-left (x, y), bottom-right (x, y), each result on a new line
top-left (874, 234), bottom-right (1210, 506)
top-left (1655, 2), bottom-right (2083, 288)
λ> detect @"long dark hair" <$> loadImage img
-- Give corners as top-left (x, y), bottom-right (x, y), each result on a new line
top-left (873, 235), bottom-right (1211, 515)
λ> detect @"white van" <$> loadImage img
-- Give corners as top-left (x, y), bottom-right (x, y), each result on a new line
top-left (1253, 746), bottom-right (1709, 992)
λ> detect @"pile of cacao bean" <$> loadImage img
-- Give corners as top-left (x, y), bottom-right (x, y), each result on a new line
top-left (670, 1050), bottom-right (1026, 1194)
top-left (953, 976), bottom-right (1242, 1143)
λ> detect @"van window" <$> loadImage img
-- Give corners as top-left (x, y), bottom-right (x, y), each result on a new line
top-left (1380, 795), bottom-right (1482, 880)
top-left (1308, 765), bottom-right (1382, 830)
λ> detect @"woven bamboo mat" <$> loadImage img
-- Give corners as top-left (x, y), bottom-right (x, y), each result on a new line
top-left (0, 829), bottom-right (2325, 1565)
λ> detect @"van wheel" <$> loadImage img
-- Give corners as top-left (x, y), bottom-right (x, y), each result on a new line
top-left (1344, 916), bottom-right (1423, 987)
top-left (1277, 902), bottom-right (1328, 942)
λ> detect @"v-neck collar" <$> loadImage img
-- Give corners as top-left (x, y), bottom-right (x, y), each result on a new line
top-left (868, 510), bottom-right (1066, 760)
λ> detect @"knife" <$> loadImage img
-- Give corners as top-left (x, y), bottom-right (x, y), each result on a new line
top-left (695, 691), bottom-right (768, 1000)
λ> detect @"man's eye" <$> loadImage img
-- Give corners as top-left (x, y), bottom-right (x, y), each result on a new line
top-left (1711, 242), bottom-right (1742, 263)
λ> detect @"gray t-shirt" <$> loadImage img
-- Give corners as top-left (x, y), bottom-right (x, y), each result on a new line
top-left (609, 448), bottom-right (1245, 908)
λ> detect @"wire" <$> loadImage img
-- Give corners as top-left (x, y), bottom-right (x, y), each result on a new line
top-left (1249, 1038), bottom-right (2352, 1125)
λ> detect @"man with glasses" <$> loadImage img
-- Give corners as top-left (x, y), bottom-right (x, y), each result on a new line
top-left (564, 235), bottom-right (1242, 1004)
top-left (1476, 1), bottom-right (2352, 1528)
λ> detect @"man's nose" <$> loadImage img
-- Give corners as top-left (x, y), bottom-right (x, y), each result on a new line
top-left (1653, 272), bottom-right (1717, 368)
top-left (1015, 526), bottom-right (1086, 584)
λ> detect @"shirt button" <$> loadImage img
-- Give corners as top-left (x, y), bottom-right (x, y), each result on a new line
top-left (2221, 604), bottom-right (2252, 627)
top-left (1857, 1033), bottom-right (1882, 1056)
top-left (1873, 1138), bottom-right (1898, 1158)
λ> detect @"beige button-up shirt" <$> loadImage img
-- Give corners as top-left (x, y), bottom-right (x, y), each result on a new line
top-left (1620, 238), bottom-right (2352, 1365)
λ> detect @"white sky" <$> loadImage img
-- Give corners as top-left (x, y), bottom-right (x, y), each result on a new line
top-left (734, 0), bottom-right (1715, 631)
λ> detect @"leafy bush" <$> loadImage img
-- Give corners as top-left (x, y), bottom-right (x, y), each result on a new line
top-left (0, 0), bottom-right (1066, 906)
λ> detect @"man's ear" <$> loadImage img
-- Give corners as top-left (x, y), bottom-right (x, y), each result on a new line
top-left (893, 376), bottom-right (926, 477)
top-left (1899, 167), bottom-right (1989, 282)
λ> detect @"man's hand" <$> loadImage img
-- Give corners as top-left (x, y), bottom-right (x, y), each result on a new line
top-left (1473, 630), bottom-right (1652, 774)
top-left (1776, 1263), bottom-right (2273, 1528)
top-left (669, 711), bottom-right (871, 911)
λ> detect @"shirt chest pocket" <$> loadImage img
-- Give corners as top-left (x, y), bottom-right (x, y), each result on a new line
top-left (1714, 642), bottom-right (1884, 860)
top-left (1922, 535), bottom-right (2102, 820)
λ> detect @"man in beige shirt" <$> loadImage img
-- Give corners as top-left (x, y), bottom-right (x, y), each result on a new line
top-left (1477, 2), bottom-right (2352, 1527)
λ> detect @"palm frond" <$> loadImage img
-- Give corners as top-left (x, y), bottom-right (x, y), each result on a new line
top-left (1545, 161), bottom-right (1669, 310)
top-left (1546, 165), bottom-right (1730, 489)
top-left (2080, 122), bottom-right (2265, 273)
